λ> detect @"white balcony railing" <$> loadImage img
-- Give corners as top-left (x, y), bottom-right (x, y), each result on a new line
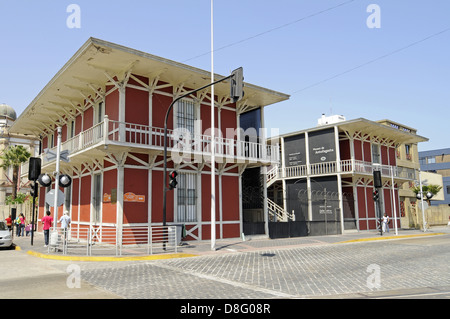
top-left (24, 117), bottom-right (279, 173)
top-left (270, 159), bottom-right (416, 182)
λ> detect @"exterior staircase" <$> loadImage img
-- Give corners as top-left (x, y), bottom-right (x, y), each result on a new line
top-left (267, 198), bottom-right (294, 222)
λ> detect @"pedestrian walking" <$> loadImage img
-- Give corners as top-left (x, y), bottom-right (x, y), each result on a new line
top-left (5, 215), bottom-right (12, 231)
top-left (42, 211), bottom-right (53, 247)
top-left (59, 211), bottom-right (71, 240)
top-left (382, 213), bottom-right (390, 233)
top-left (25, 223), bottom-right (32, 236)
top-left (19, 213), bottom-right (26, 237)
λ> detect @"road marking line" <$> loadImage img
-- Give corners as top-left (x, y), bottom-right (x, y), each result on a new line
top-left (335, 233), bottom-right (446, 244)
top-left (152, 262), bottom-right (299, 298)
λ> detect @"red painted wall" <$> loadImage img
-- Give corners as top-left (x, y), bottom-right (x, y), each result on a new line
top-left (125, 87), bottom-right (149, 126)
top-left (102, 169), bottom-right (117, 224)
top-left (123, 168), bottom-right (148, 224)
top-left (105, 87), bottom-right (119, 121)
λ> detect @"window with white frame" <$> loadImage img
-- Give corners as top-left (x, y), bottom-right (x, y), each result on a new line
top-left (176, 99), bottom-right (196, 137)
top-left (372, 144), bottom-right (381, 164)
top-left (94, 101), bottom-right (104, 139)
top-left (177, 172), bottom-right (197, 222)
top-left (68, 120), bottom-right (75, 139)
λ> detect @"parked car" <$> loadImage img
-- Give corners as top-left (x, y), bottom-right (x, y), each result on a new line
top-left (0, 221), bottom-right (13, 249)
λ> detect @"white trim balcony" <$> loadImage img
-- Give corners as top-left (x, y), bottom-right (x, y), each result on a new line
top-left (267, 159), bottom-right (416, 185)
top-left (22, 117), bottom-right (279, 175)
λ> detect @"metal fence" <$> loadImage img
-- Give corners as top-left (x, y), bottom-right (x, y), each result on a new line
top-left (47, 225), bottom-right (179, 256)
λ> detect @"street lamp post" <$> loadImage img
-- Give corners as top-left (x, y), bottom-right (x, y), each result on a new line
top-left (162, 69), bottom-right (244, 243)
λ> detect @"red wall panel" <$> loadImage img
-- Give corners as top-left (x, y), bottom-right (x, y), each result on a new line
top-left (102, 169), bottom-right (117, 224)
top-left (123, 168), bottom-right (148, 224)
top-left (125, 87), bottom-right (149, 126)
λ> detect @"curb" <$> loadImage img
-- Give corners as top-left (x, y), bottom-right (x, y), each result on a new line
top-left (17, 232), bottom-right (447, 262)
top-left (335, 232), bottom-right (446, 244)
top-left (25, 250), bottom-right (198, 262)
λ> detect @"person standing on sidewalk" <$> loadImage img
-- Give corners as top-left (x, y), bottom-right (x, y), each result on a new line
top-left (42, 211), bottom-right (53, 247)
top-left (382, 213), bottom-right (390, 233)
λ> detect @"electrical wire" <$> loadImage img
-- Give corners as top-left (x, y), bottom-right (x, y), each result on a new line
top-left (291, 26), bottom-right (450, 95)
top-left (182, 0), bottom-right (355, 63)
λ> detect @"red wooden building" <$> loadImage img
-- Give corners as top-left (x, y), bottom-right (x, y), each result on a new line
top-left (12, 38), bottom-right (289, 242)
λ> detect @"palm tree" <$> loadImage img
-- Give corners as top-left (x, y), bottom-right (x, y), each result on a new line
top-left (0, 145), bottom-right (31, 201)
top-left (411, 184), bottom-right (443, 206)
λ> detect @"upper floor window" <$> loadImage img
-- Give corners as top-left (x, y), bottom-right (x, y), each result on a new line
top-left (68, 120), bottom-right (75, 139)
top-left (405, 144), bottom-right (412, 160)
top-left (372, 144), bottom-right (381, 164)
top-left (176, 99), bottom-right (196, 136)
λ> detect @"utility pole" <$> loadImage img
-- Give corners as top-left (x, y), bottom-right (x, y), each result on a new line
top-left (162, 69), bottom-right (244, 232)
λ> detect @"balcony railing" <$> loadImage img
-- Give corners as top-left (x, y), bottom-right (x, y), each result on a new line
top-left (22, 117), bottom-right (279, 174)
top-left (269, 159), bottom-right (416, 182)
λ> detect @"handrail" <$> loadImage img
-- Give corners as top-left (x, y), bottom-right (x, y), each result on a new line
top-left (47, 225), bottom-right (178, 256)
top-left (23, 118), bottom-right (280, 174)
top-left (267, 198), bottom-right (294, 221)
top-left (268, 159), bottom-right (416, 182)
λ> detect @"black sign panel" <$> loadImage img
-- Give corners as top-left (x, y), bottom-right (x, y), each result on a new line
top-left (284, 134), bottom-right (306, 167)
top-left (308, 128), bottom-right (336, 164)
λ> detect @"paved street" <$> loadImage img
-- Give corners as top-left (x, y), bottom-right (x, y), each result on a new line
top-left (1, 228), bottom-right (449, 304)
top-left (77, 234), bottom-right (450, 299)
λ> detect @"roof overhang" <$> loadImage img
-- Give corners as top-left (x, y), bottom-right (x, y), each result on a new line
top-left (10, 37), bottom-right (290, 136)
top-left (337, 118), bottom-right (428, 145)
top-left (271, 118), bottom-right (428, 146)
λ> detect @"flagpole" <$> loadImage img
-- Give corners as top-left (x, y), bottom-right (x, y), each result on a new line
top-left (210, 0), bottom-right (216, 251)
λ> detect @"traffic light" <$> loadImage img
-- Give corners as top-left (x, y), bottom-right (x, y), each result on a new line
top-left (59, 174), bottom-right (72, 188)
top-left (30, 182), bottom-right (38, 198)
top-left (28, 157), bottom-right (41, 181)
top-left (37, 173), bottom-right (52, 187)
top-left (230, 67), bottom-right (244, 103)
top-left (373, 189), bottom-right (379, 201)
top-left (373, 170), bottom-right (382, 188)
top-left (168, 171), bottom-right (178, 190)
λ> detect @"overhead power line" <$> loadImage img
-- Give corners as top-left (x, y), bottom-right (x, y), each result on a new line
top-left (291, 26), bottom-right (450, 95)
top-left (183, 0), bottom-right (355, 63)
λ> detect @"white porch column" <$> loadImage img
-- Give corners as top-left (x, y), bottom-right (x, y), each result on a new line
top-left (118, 86), bottom-right (126, 142)
top-left (116, 155), bottom-right (126, 247)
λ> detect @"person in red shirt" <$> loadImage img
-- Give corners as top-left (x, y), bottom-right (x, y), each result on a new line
top-left (41, 211), bottom-right (53, 247)
top-left (5, 215), bottom-right (12, 231)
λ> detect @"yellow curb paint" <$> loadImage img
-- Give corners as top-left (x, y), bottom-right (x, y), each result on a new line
top-left (26, 250), bottom-right (198, 262)
top-left (335, 232), bottom-right (446, 244)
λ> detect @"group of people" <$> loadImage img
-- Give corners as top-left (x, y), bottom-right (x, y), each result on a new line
top-left (4, 211), bottom-right (71, 247)
top-left (4, 213), bottom-right (33, 237)
top-left (41, 211), bottom-right (71, 247)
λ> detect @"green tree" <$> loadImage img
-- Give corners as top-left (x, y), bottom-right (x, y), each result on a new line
top-left (411, 184), bottom-right (442, 205)
top-left (0, 145), bottom-right (31, 201)
top-left (5, 192), bottom-right (29, 205)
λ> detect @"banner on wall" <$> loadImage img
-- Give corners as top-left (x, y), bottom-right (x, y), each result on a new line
top-left (103, 192), bottom-right (145, 203)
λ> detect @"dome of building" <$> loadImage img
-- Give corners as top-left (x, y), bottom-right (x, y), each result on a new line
top-left (0, 103), bottom-right (17, 121)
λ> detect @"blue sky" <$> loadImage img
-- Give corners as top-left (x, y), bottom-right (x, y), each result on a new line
top-left (1, 0), bottom-right (449, 151)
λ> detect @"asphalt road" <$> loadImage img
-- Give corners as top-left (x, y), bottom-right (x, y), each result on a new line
top-left (1, 232), bottom-right (449, 303)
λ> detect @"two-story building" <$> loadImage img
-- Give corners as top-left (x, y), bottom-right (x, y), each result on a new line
top-left (11, 38), bottom-right (289, 242)
top-left (265, 115), bottom-right (427, 238)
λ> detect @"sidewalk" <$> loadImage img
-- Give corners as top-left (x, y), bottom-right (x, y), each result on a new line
top-left (12, 226), bottom-right (450, 261)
